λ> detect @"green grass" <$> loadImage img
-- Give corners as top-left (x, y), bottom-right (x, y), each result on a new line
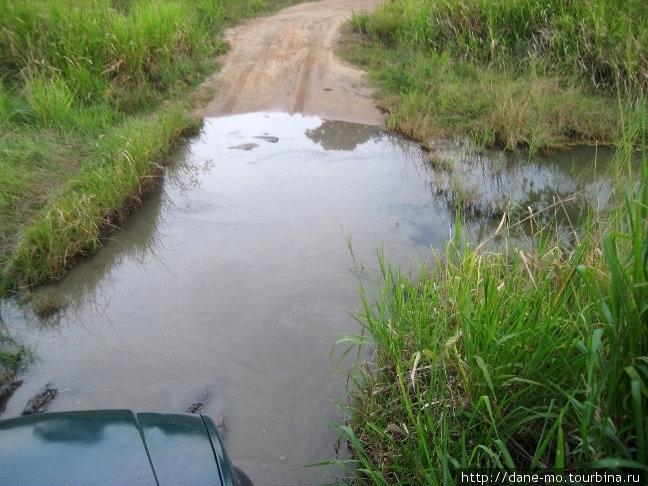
top-left (1, 105), bottom-right (198, 290)
top-left (0, 0), bottom-right (303, 293)
top-left (332, 114), bottom-right (648, 484)
top-left (333, 3), bottom-right (648, 481)
top-left (342, 0), bottom-right (647, 152)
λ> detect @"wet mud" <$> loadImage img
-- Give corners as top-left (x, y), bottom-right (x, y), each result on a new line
top-left (196, 0), bottom-right (383, 125)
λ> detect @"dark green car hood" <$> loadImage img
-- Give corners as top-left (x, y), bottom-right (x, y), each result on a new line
top-left (0, 410), bottom-right (237, 486)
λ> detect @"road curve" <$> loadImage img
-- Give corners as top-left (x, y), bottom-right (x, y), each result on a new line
top-left (196, 0), bottom-right (383, 125)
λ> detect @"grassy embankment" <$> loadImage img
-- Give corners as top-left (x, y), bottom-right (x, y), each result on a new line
top-left (342, 0), bottom-right (647, 153)
top-left (333, 0), bottom-right (648, 484)
top-left (0, 0), bottom-right (300, 375)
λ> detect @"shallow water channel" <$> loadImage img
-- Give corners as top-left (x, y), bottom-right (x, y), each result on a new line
top-left (1, 113), bottom-right (614, 485)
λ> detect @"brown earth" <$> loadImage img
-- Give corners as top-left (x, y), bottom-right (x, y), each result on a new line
top-left (196, 0), bottom-right (383, 125)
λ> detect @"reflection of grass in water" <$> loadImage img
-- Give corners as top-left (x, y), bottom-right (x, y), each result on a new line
top-left (0, 317), bottom-right (30, 387)
top-left (424, 142), bottom-right (508, 219)
top-left (423, 142), bottom-right (607, 236)
top-left (332, 114), bottom-right (648, 484)
top-left (0, 345), bottom-right (26, 375)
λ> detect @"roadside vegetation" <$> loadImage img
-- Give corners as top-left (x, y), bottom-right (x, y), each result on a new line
top-left (334, 0), bottom-right (648, 484)
top-left (0, 0), bottom-right (302, 295)
top-left (335, 115), bottom-right (647, 484)
top-left (342, 0), bottom-right (647, 153)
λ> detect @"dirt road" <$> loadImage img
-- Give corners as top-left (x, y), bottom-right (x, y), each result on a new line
top-left (197, 0), bottom-right (383, 125)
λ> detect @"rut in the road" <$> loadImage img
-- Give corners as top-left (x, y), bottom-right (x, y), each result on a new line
top-left (197, 0), bottom-right (383, 125)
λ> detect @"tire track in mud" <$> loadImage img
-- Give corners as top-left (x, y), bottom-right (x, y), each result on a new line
top-left (221, 63), bottom-right (255, 114)
top-left (196, 0), bottom-right (383, 125)
top-left (293, 45), bottom-right (316, 113)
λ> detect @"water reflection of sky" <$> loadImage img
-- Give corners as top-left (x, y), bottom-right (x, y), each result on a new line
top-left (2, 114), bottom-right (618, 344)
top-left (0, 112), bottom-right (618, 486)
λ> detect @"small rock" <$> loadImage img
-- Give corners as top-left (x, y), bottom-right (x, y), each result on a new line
top-left (229, 143), bottom-right (258, 150)
top-left (186, 401), bottom-right (204, 414)
top-left (22, 383), bottom-right (57, 416)
top-left (254, 135), bottom-right (279, 143)
top-left (185, 390), bottom-right (210, 414)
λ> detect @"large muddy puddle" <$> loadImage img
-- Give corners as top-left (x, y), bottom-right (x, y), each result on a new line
top-left (1, 113), bottom-right (614, 485)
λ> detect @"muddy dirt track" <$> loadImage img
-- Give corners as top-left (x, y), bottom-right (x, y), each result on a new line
top-left (197, 0), bottom-right (383, 125)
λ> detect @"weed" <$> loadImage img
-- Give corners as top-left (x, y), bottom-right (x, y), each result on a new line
top-left (0, 327), bottom-right (29, 377)
top-left (349, 12), bottom-right (371, 35)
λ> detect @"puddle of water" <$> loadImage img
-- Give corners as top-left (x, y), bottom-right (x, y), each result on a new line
top-left (421, 140), bottom-right (616, 245)
top-left (0, 112), bottom-right (614, 485)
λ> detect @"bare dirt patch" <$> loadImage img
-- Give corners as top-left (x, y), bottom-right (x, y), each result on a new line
top-left (196, 0), bottom-right (383, 125)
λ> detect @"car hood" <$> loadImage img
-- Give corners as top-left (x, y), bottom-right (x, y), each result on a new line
top-left (0, 410), bottom-right (236, 486)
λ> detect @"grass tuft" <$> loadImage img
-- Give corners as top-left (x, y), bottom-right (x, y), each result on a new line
top-left (24, 75), bottom-right (76, 129)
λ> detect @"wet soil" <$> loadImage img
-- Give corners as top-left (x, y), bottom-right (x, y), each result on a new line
top-left (196, 0), bottom-right (383, 124)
